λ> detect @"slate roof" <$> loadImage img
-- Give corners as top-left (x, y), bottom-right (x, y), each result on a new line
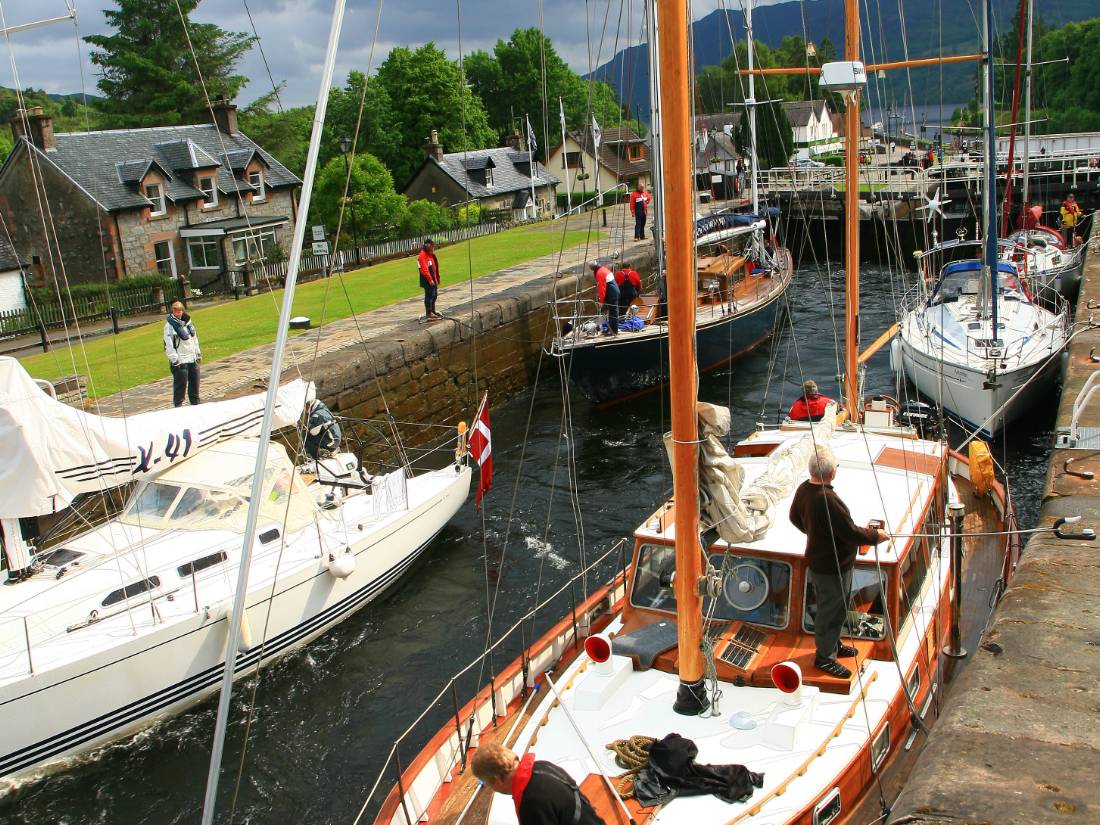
top-left (0, 234), bottom-right (23, 271)
top-left (695, 130), bottom-right (741, 168)
top-left (563, 126), bottom-right (651, 180)
top-left (781, 99), bottom-right (830, 127)
top-left (20, 123), bottom-right (300, 212)
top-left (427, 146), bottom-right (558, 199)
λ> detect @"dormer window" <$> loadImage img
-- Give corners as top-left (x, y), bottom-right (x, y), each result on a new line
top-left (248, 170), bottom-right (265, 202)
top-left (146, 182), bottom-right (166, 216)
top-left (484, 167), bottom-right (494, 187)
top-left (198, 175), bottom-right (218, 208)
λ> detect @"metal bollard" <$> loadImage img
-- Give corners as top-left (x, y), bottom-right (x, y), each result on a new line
top-left (943, 501), bottom-right (967, 659)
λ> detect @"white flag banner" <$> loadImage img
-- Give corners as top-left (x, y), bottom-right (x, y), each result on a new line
top-left (559, 98), bottom-right (567, 133)
top-left (592, 115), bottom-right (602, 151)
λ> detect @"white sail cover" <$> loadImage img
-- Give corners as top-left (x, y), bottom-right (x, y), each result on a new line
top-left (0, 356), bottom-right (311, 518)
top-left (686, 401), bottom-right (837, 544)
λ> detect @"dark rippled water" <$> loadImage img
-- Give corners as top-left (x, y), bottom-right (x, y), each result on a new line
top-left (1, 265), bottom-right (1054, 825)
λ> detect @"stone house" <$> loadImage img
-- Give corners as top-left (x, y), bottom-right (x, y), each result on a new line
top-left (546, 126), bottom-right (651, 206)
top-left (0, 102), bottom-right (301, 292)
top-left (404, 130), bottom-right (558, 221)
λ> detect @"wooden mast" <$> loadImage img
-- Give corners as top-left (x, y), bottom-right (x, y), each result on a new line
top-left (656, 0), bottom-right (707, 714)
top-left (843, 0), bottom-right (861, 418)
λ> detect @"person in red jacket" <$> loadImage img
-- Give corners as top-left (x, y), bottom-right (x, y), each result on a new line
top-left (629, 181), bottom-right (652, 240)
top-left (472, 742), bottom-right (607, 825)
top-left (788, 380), bottom-right (833, 422)
top-left (591, 262), bottom-right (620, 335)
top-left (417, 239), bottom-right (442, 319)
top-left (615, 268), bottom-right (643, 313)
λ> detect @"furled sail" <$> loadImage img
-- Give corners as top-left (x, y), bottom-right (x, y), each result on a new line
top-left (0, 356), bottom-right (311, 518)
top-left (680, 401), bottom-right (837, 543)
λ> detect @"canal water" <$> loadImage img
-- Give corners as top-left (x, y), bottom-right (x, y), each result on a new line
top-left (1, 265), bottom-right (1055, 825)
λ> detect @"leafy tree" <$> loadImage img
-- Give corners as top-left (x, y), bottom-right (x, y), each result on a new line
top-left (84, 0), bottom-right (254, 128)
top-left (310, 152), bottom-right (407, 246)
top-left (735, 101), bottom-right (793, 169)
top-left (238, 103), bottom-right (313, 177)
top-left (400, 199), bottom-right (453, 237)
top-left (320, 70), bottom-right (399, 172)
top-left (376, 43), bottom-right (496, 187)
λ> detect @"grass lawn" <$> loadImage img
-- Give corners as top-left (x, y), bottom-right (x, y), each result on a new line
top-left (833, 182), bottom-right (889, 193)
top-left (19, 222), bottom-right (605, 398)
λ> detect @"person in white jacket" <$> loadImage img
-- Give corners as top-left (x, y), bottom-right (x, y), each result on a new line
top-left (164, 301), bottom-right (202, 407)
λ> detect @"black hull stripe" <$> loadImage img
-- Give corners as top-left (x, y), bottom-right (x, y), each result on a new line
top-left (1, 530), bottom-right (439, 776)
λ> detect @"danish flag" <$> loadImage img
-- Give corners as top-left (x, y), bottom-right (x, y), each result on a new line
top-left (470, 394), bottom-right (492, 507)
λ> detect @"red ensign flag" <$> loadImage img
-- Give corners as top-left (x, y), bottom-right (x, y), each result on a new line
top-left (470, 395), bottom-right (492, 507)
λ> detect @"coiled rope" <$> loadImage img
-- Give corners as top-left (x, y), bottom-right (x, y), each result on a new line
top-left (606, 735), bottom-right (656, 798)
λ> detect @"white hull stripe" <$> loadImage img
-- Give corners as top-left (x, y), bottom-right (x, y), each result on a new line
top-left (0, 528), bottom-right (442, 776)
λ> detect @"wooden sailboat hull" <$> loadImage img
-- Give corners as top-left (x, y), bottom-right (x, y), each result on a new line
top-left (562, 272), bottom-right (789, 405)
top-left (0, 466), bottom-right (470, 787)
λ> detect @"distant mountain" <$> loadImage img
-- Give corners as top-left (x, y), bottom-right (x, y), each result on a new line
top-left (590, 0), bottom-right (1098, 115)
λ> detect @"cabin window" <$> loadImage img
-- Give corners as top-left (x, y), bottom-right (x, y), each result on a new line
top-left (803, 566), bottom-right (888, 641)
top-left (38, 547), bottom-right (84, 568)
top-left (177, 551), bottom-right (228, 578)
top-left (813, 788), bottom-right (842, 825)
top-left (899, 539), bottom-right (933, 626)
top-left (871, 723), bottom-right (890, 770)
top-left (906, 665), bottom-right (921, 699)
top-left (102, 575), bottom-right (161, 607)
top-left (127, 482), bottom-right (181, 521)
top-left (631, 545), bottom-right (792, 629)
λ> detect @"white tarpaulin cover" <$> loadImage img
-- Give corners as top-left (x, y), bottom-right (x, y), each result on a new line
top-left (0, 356), bottom-right (311, 518)
top-left (670, 401), bottom-right (837, 544)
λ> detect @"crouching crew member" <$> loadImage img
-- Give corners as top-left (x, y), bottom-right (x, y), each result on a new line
top-left (788, 380), bottom-right (833, 422)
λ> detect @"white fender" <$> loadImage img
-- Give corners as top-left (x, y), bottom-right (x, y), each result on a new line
top-left (328, 552), bottom-right (356, 579)
top-left (889, 337), bottom-right (902, 373)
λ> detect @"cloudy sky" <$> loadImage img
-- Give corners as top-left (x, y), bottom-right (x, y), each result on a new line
top-left (0, 0), bottom-right (786, 109)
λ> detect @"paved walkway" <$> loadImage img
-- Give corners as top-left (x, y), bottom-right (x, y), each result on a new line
top-left (83, 216), bottom-right (649, 417)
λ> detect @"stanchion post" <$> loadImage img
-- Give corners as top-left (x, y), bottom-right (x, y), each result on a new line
top-left (943, 501), bottom-right (968, 659)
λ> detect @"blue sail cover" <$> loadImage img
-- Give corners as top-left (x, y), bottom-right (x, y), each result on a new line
top-left (693, 209), bottom-right (779, 241)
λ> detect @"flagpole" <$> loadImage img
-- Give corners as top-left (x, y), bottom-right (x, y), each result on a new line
top-left (526, 114), bottom-right (537, 220)
top-left (560, 97), bottom-right (572, 216)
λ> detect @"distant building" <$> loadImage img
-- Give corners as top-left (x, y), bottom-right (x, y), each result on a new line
top-left (782, 100), bottom-right (840, 159)
top-left (404, 129), bottom-right (558, 221)
top-left (547, 126), bottom-right (651, 208)
top-left (0, 101), bottom-right (301, 291)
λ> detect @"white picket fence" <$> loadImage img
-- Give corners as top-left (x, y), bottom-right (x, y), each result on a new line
top-left (252, 221), bottom-right (510, 283)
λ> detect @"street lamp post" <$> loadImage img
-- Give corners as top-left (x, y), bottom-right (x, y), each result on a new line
top-left (338, 135), bottom-right (362, 265)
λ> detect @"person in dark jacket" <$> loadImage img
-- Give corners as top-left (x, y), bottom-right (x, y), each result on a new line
top-left (418, 239), bottom-right (442, 319)
top-left (789, 447), bottom-right (889, 678)
top-left (472, 742), bottom-right (606, 825)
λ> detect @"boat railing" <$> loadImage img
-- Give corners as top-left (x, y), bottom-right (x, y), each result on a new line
top-left (1057, 372), bottom-right (1100, 448)
top-left (548, 297), bottom-right (607, 352)
top-left (366, 539), bottom-right (631, 825)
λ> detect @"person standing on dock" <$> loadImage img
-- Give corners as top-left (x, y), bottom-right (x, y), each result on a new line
top-left (629, 181), bottom-right (651, 240)
top-left (472, 742), bottom-right (607, 825)
top-left (164, 301), bottom-right (201, 407)
top-left (418, 238), bottom-right (442, 319)
top-left (1060, 193), bottom-right (1083, 247)
top-left (789, 447), bottom-right (889, 679)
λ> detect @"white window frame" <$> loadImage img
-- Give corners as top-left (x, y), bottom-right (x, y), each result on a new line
top-left (153, 240), bottom-right (177, 278)
top-left (231, 228), bottom-right (277, 266)
top-left (248, 170), bottom-right (265, 202)
top-left (198, 175), bottom-right (218, 209)
top-left (186, 237), bottom-right (221, 270)
top-left (484, 167), bottom-right (494, 187)
top-left (146, 182), bottom-right (166, 216)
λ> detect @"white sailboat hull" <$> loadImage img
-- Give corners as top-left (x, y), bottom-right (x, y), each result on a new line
top-left (893, 332), bottom-right (1061, 437)
top-left (0, 465), bottom-right (470, 785)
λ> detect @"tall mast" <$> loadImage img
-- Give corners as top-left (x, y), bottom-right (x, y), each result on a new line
top-left (982, 0), bottom-right (1000, 333)
top-left (655, 0), bottom-right (706, 715)
top-left (1021, 0), bottom-right (1034, 209)
top-left (843, 0), bottom-right (861, 418)
top-left (645, 0), bottom-right (665, 271)
top-left (199, 2), bottom-right (348, 822)
top-left (746, 1), bottom-right (759, 214)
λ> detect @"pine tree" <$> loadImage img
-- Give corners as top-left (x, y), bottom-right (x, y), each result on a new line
top-left (85, 0), bottom-right (253, 128)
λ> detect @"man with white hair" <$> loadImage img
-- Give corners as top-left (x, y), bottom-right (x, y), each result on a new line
top-left (789, 446), bottom-right (889, 678)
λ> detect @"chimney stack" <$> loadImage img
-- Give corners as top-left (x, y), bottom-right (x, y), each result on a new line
top-left (209, 98), bottom-right (239, 135)
top-left (424, 129), bottom-right (444, 162)
top-left (505, 129), bottom-right (523, 152)
top-left (10, 107), bottom-right (55, 152)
